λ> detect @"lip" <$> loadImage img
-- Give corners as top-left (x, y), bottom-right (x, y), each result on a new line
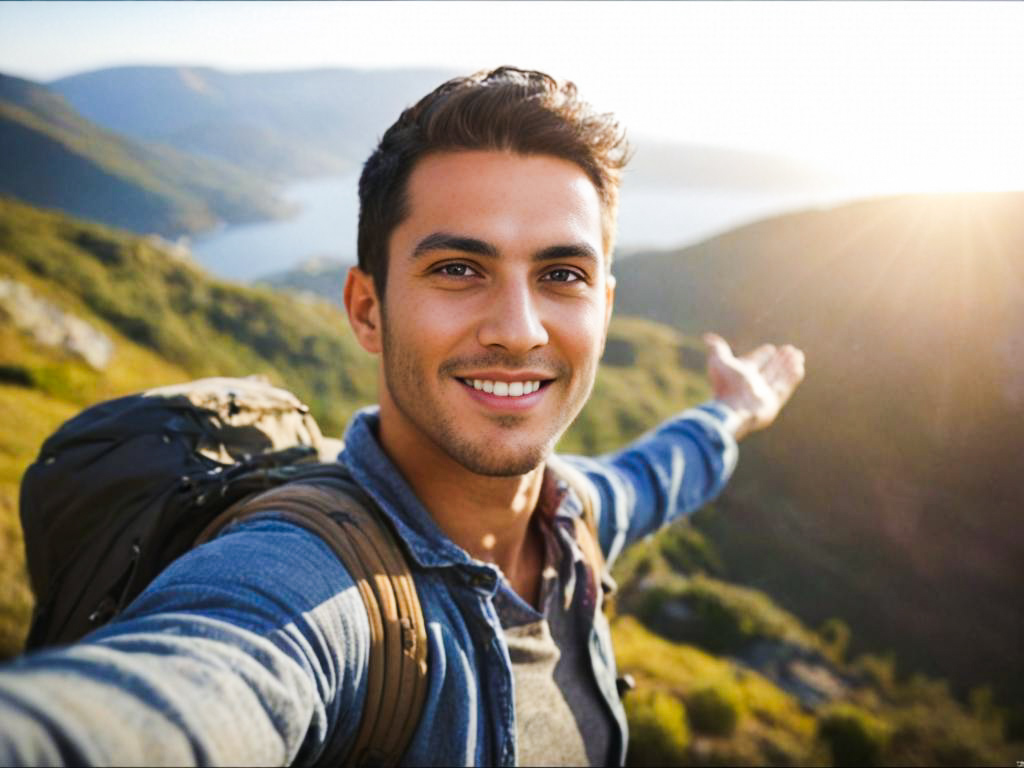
top-left (457, 370), bottom-right (554, 383)
top-left (457, 377), bottom-right (551, 411)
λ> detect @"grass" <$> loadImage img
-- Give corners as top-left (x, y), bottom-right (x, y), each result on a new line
top-left (613, 615), bottom-right (819, 766)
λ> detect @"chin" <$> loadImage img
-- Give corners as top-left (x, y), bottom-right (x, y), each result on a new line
top-left (442, 434), bottom-right (554, 477)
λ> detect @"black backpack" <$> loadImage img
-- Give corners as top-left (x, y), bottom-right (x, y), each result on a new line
top-left (19, 376), bottom-right (428, 766)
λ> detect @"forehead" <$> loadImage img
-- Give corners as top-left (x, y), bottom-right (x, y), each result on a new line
top-left (397, 150), bottom-right (604, 254)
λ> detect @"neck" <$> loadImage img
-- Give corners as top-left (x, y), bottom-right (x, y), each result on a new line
top-left (377, 404), bottom-right (547, 606)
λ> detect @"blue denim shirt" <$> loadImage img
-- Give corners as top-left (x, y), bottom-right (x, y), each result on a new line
top-left (0, 403), bottom-right (737, 767)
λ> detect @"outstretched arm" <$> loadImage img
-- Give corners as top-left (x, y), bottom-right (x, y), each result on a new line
top-left (565, 333), bottom-right (805, 564)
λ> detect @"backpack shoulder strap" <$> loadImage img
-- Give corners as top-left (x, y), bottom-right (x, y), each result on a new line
top-left (196, 482), bottom-right (428, 767)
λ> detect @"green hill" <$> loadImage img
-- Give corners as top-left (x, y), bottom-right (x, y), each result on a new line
top-left (0, 197), bottom-right (1016, 764)
top-left (613, 191), bottom-right (1024, 715)
top-left (0, 73), bottom-right (290, 237)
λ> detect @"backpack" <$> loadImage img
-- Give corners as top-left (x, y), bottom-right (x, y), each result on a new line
top-left (19, 376), bottom-right (427, 766)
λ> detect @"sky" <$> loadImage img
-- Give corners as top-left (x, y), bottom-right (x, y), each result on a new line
top-left (2, 1), bottom-right (1023, 195)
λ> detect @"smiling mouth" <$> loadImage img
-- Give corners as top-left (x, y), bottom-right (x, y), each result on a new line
top-left (459, 378), bottom-right (550, 398)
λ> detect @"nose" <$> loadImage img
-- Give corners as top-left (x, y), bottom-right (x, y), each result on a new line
top-left (477, 279), bottom-right (549, 354)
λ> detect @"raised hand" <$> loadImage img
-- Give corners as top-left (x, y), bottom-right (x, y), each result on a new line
top-left (703, 333), bottom-right (806, 440)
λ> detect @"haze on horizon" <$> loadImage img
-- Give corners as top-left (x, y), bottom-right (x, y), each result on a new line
top-left (1, 1), bottom-right (1023, 197)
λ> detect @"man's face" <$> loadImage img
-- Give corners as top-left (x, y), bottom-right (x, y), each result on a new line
top-left (369, 150), bottom-right (614, 476)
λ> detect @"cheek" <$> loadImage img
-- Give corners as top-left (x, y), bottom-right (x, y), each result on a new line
top-left (388, 289), bottom-right (455, 337)
top-left (555, 303), bottom-right (607, 367)
top-left (384, 291), bottom-right (474, 367)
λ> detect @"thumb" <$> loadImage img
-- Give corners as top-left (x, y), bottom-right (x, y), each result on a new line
top-left (703, 332), bottom-right (733, 362)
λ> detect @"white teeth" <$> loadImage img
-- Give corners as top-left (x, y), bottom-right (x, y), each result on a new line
top-left (464, 378), bottom-right (543, 397)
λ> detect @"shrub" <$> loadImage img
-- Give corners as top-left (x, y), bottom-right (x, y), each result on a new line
top-left (851, 653), bottom-right (897, 696)
top-left (658, 523), bottom-right (723, 576)
top-left (817, 618), bottom-right (851, 663)
top-left (886, 699), bottom-right (1008, 767)
top-left (818, 704), bottom-right (888, 767)
top-left (687, 680), bottom-right (744, 736)
top-left (625, 688), bottom-right (690, 766)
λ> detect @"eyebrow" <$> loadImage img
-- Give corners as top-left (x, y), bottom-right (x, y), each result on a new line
top-left (411, 231), bottom-right (600, 266)
top-left (533, 243), bottom-right (600, 266)
top-left (411, 232), bottom-right (498, 260)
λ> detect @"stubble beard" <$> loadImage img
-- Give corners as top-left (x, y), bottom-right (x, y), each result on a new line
top-left (379, 322), bottom-right (593, 477)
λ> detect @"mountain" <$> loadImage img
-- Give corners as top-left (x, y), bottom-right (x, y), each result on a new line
top-left (613, 190), bottom-right (1024, 710)
top-left (0, 73), bottom-right (290, 237)
top-left (50, 66), bottom-right (459, 180)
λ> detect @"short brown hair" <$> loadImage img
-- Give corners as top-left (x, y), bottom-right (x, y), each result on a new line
top-left (357, 66), bottom-right (630, 298)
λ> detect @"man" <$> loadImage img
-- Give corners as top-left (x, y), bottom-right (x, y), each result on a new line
top-left (0, 67), bottom-right (803, 766)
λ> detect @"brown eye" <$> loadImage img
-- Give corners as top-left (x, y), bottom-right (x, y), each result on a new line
top-left (437, 263), bottom-right (476, 277)
top-left (545, 268), bottom-right (582, 283)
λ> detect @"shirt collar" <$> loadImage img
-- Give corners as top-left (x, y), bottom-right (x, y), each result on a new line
top-left (340, 406), bottom-right (475, 571)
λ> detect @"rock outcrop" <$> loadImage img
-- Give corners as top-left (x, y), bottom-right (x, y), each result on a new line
top-left (0, 278), bottom-right (113, 369)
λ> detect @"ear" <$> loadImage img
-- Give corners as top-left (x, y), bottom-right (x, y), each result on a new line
top-left (344, 267), bottom-right (383, 355)
top-left (603, 272), bottom-right (616, 334)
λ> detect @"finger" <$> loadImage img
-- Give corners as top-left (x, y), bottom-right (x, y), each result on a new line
top-left (778, 345), bottom-right (806, 380)
top-left (766, 347), bottom-right (805, 396)
top-left (746, 344), bottom-right (777, 369)
top-left (762, 352), bottom-right (788, 386)
top-left (702, 331), bottom-right (727, 350)
top-left (785, 346), bottom-right (806, 377)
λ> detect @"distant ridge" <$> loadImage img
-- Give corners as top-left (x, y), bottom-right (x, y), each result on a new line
top-left (50, 65), bottom-right (840, 197)
top-left (0, 72), bottom-right (290, 236)
top-left (50, 66), bottom-right (460, 180)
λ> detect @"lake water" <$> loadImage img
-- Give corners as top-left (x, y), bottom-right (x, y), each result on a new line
top-left (191, 173), bottom-right (856, 281)
top-left (192, 174), bottom-right (361, 281)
